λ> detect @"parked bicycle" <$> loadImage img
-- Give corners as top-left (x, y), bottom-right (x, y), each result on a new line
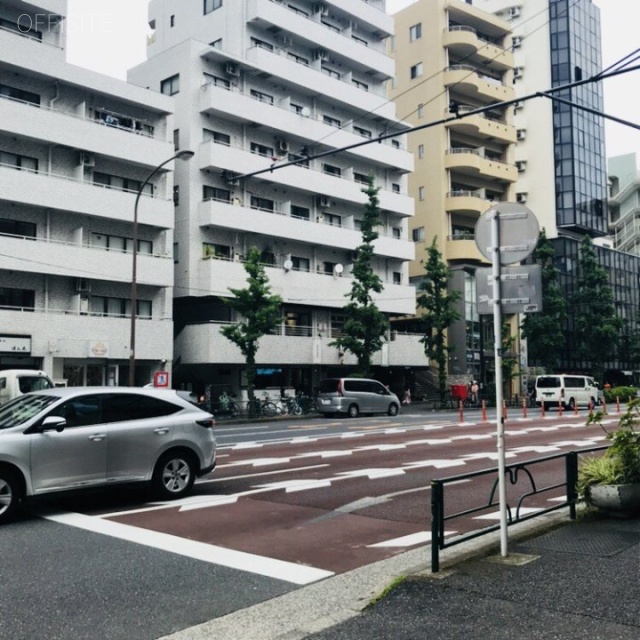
top-left (217, 391), bottom-right (239, 417)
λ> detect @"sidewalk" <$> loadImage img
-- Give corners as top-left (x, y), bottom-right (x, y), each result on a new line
top-left (304, 513), bottom-right (640, 640)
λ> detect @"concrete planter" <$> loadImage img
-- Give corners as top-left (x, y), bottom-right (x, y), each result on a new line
top-left (586, 483), bottom-right (640, 516)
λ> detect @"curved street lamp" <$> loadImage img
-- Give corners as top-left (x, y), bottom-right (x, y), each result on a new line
top-left (128, 149), bottom-right (194, 387)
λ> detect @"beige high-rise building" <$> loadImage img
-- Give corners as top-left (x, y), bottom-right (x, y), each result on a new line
top-left (391, 0), bottom-right (517, 382)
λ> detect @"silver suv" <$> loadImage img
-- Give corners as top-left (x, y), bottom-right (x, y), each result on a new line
top-left (316, 378), bottom-right (401, 418)
top-left (0, 387), bottom-right (217, 524)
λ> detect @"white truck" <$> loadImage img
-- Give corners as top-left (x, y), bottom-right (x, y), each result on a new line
top-left (0, 370), bottom-right (54, 405)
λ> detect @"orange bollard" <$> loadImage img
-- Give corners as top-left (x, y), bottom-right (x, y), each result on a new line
top-left (602, 397), bottom-right (607, 415)
top-left (574, 401), bottom-right (578, 416)
top-left (522, 398), bottom-right (527, 418)
top-left (459, 399), bottom-right (464, 423)
top-left (558, 400), bottom-right (563, 416)
top-left (588, 400), bottom-right (593, 416)
top-left (617, 396), bottom-right (620, 414)
top-left (481, 399), bottom-right (487, 422)
top-left (541, 402), bottom-right (546, 418)
top-left (503, 400), bottom-right (507, 420)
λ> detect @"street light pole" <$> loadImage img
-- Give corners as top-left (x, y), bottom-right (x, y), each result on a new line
top-left (128, 149), bottom-right (194, 387)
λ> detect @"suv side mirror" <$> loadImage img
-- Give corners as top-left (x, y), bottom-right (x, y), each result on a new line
top-left (41, 416), bottom-right (67, 433)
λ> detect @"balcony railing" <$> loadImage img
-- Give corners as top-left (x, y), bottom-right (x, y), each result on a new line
top-left (0, 22), bottom-right (62, 49)
top-left (445, 26), bottom-right (506, 50)
top-left (447, 64), bottom-right (504, 86)
top-left (0, 302), bottom-right (170, 320)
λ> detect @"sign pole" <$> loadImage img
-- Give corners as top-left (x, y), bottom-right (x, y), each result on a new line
top-left (491, 210), bottom-right (508, 557)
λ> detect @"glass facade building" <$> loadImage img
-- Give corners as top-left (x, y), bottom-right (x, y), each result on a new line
top-left (550, 0), bottom-right (607, 236)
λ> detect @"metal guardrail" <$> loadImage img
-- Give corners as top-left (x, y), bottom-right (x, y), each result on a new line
top-left (430, 445), bottom-right (609, 572)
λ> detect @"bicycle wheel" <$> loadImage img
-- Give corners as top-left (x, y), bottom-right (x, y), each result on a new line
top-left (262, 402), bottom-right (277, 417)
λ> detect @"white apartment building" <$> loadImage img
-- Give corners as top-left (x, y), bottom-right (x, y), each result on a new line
top-left (609, 153), bottom-right (640, 256)
top-left (0, 0), bottom-right (175, 386)
top-left (129, 0), bottom-right (421, 397)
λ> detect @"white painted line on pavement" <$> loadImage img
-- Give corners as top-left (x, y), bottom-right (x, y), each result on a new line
top-left (368, 530), bottom-right (458, 548)
top-left (474, 507), bottom-right (541, 520)
top-left (44, 512), bottom-right (334, 585)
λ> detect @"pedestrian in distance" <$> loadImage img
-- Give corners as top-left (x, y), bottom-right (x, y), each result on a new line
top-left (402, 387), bottom-right (412, 405)
top-left (470, 380), bottom-right (479, 406)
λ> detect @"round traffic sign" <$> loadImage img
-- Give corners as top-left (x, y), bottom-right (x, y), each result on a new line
top-left (474, 203), bottom-right (540, 265)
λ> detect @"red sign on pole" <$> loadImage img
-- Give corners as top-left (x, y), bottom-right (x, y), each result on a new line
top-left (153, 371), bottom-right (169, 388)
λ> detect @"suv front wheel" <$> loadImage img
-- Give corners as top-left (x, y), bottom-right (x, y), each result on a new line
top-left (152, 450), bottom-right (196, 500)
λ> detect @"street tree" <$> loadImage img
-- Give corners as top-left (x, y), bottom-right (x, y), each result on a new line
top-left (521, 229), bottom-right (567, 372)
top-left (416, 237), bottom-right (461, 401)
top-left (330, 178), bottom-right (388, 376)
top-left (220, 246), bottom-right (282, 414)
top-left (573, 235), bottom-right (622, 383)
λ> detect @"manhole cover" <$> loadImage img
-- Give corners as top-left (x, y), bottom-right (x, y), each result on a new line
top-left (519, 524), bottom-right (639, 557)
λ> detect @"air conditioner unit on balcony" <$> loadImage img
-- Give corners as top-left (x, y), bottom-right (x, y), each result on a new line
top-left (78, 152), bottom-right (95, 168)
top-left (516, 160), bottom-right (527, 172)
top-left (313, 3), bottom-right (328, 16)
top-left (300, 106), bottom-right (311, 117)
top-left (75, 278), bottom-right (91, 294)
top-left (517, 129), bottom-right (527, 141)
top-left (225, 62), bottom-right (239, 77)
top-left (316, 195), bottom-right (331, 208)
top-left (76, 294), bottom-right (89, 315)
top-left (276, 139), bottom-right (290, 154)
top-left (516, 192), bottom-right (528, 204)
top-left (509, 6), bottom-right (521, 18)
top-left (513, 67), bottom-right (524, 79)
top-left (313, 48), bottom-right (328, 61)
top-left (512, 35), bottom-right (522, 48)
top-left (513, 100), bottom-right (523, 111)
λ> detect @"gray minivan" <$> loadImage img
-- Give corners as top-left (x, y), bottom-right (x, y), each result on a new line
top-left (316, 378), bottom-right (401, 418)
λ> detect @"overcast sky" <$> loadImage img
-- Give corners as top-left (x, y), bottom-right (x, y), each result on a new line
top-left (65, 0), bottom-right (639, 160)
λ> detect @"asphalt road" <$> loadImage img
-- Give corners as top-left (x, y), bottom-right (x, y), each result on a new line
top-left (0, 407), bottom-right (611, 640)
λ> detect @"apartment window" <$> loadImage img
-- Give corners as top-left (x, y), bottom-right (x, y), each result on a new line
top-left (321, 66), bottom-right (341, 80)
top-left (410, 63), bottom-right (423, 79)
top-left (0, 287), bottom-right (34, 311)
top-left (291, 256), bottom-right (310, 272)
top-left (203, 185), bottom-right (231, 202)
top-left (324, 213), bottom-right (342, 227)
top-left (250, 89), bottom-right (274, 104)
top-left (90, 232), bottom-right (152, 254)
top-left (409, 23), bottom-right (422, 42)
top-left (392, 227), bottom-right (401, 239)
top-left (203, 72), bottom-right (230, 88)
top-left (417, 103), bottom-right (424, 118)
top-left (0, 151), bottom-right (38, 172)
top-left (352, 78), bottom-right (368, 91)
top-left (323, 163), bottom-right (341, 177)
top-left (93, 172), bottom-right (153, 196)
top-left (418, 144), bottom-right (424, 159)
top-left (173, 185), bottom-right (179, 206)
top-left (90, 296), bottom-right (151, 319)
top-left (288, 52), bottom-right (309, 65)
top-left (418, 186), bottom-right (425, 201)
top-left (170, 15), bottom-right (175, 27)
top-left (288, 152), bottom-right (309, 168)
top-left (0, 83), bottom-right (40, 106)
top-left (353, 126), bottom-right (372, 138)
top-left (0, 16), bottom-right (42, 40)
top-left (250, 196), bottom-right (275, 212)
top-left (160, 74), bottom-right (180, 96)
top-left (352, 35), bottom-right (368, 46)
top-left (0, 218), bottom-right (36, 238)
top-left (173, 242), bottom-right (179, 264)
top-left (412, 227), bottom-right (425, 242)
top-left (251, 37), bottom-right (273, 51)
top-left (173, 129), bottom-right (180, 151)
top-left (250, 142), bottom-right (274, 158)
top-left (391, 139), bottom-right (401, 149)
top-left (290, 102), bottom-right (304, 115)
top-left (323, 115), bottom-right (341, 128)
top-left (392, 183), bottom-right (401, 194)
top-left (354, 219), bottom-right (362, 231)
top-left (203, 243), bottom-right (232, 260)
top-left (291, 205), bottom-right (310, 220)
top-left (204, 0), bottom-right (222, 14)
top-left (203, 128), bottom-right (230, 145)
top-left (393, 272), bottom-right (402, 285)
top-left (354, 172), bottom-right (369, 185)
top-left (260, 250), bottom-right (276, 266)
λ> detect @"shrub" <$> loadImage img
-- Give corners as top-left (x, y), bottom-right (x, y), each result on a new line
top-left (604, 386), bottom-right (637, 403)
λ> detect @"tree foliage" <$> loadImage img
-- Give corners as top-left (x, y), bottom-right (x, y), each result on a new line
top-left (220, 246), bottom-right (282, 412)
top-left (521, 229), bottom-right (567, 371)
top-left (330, 178), bottom-right (388, 376)
top-left (572, 235), bottom-right (622, 382)
top-left (416, 237), bottom-right (460, 400)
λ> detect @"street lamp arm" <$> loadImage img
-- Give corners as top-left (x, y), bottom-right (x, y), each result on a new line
top-left (128, 149), bottom-right (194, 387)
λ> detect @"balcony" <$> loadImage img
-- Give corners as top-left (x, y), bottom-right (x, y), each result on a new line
top-left (0, 164), bottom-right (174, 228)
top-left (198, 140), bottom-right (413, 216)
top-left (443, 65), bottom-right (515, 104)
top-left (445, 190), bottom-right (494, 215)
top-left (0, 96), bottom-right (172, 168)
top-left (175, 322), bottom-right (426, 367)
top-left (445, 107), bottom-right (516, 144)
top-left (245, 45), bottom-right (397, 121)
top-left (199, 83), bottom-right (412, 172)
top-left (445, 235), bottom-right (489, 264)
top-left (197, 258), bottom-right (416, 315)
top-left (443, 27), bottom-right (513, 71)
top-left (0, 21), bottom-right (64, 65)
top-left (445, 148), bottom-right (518, 183)
top-left (198, 198), bottom-right (414, 261)
top-left (0, 232), bottom-right (172, 285)
top-left (247, 0), bottom-right (394, 78)
top-left (0, 307), bottom-right (171, 362)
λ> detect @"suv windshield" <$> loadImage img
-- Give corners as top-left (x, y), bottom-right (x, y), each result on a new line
top-left (0, 394), bottom-right (59, 429)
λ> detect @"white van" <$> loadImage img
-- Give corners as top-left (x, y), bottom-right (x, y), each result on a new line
top-left (535, 374), bottom-right (599, 410)
top-left (0, 370), bottom-right (54, 405)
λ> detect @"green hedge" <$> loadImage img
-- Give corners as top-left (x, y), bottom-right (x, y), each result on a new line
top-left (604, 386), bottom-right (638, 403)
